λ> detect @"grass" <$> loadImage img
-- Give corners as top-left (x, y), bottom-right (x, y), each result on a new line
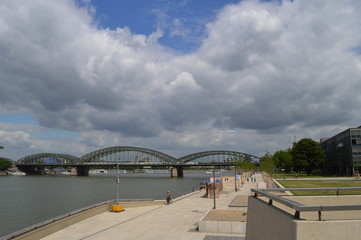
top-left (272, 172), bottom-right (334, 178)
top-left (277, 180), bottom-right (361, 195)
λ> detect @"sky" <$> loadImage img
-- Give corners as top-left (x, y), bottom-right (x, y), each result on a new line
top-left (1, 0), bottom-right (361, 161)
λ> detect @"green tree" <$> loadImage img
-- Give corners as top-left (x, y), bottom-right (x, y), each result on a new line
top-left (0, 158), bottom-right (12, 170)
top-left (291, 138), bottom-right (325, 175)
top-left (238, 161), bottom-right (257, 171)
top-left (273, 149), bottom-right (293, 173)
top-left (260, 152), bottom-right (275, 176)
top-left (234, 155), bottom-right (256, 173)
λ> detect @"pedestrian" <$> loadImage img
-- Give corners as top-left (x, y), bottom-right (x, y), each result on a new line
top-left (166, 191), bottom-right (171, 205)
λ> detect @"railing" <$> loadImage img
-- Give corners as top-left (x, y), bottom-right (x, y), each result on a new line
top-left (252, 187), bottom-right (361, 221)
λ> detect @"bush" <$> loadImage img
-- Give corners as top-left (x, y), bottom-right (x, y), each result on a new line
top-left (0, 158), bottom-right (12, 170)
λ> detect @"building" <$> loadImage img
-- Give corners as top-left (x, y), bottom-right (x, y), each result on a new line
top-left (320, 126), bottom-right (361, 176)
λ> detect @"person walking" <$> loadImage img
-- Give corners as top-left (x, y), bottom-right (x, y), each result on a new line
top-left (166, 191), bottom-right (171, 205)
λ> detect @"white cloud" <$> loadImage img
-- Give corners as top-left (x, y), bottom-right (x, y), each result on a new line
top-left (0, 130), bottom-right (31, 147)
top-left (1, 0), bottom-right (361, 160)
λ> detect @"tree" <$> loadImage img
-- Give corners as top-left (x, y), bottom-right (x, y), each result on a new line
top-left (273, 149), bottom-right (293, 173)
top-left (238, 161), bottom-right (257, 171)
top-left (260, 152), bottom-right (275, 176)
top-left (291, 138), bottom-right (325, 175)
top-left (0, 158), bottom-right (12, 170)
top-left (233, 154), bottom-right (256, 174)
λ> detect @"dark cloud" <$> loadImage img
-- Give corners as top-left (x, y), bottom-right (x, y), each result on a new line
top-left (1, 0), bottom-right (361, 159)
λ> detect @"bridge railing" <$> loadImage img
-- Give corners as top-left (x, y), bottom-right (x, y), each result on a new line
top-left (16, 148), bottom-right (260, 166)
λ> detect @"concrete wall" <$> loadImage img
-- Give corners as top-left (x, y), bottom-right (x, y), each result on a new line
top-left (246, 196), bottom-right (361, 240)
top-left (9, 202), bottom-right (111, 240)
top-left (246, 196), bottom-right (297, 240)
top-left (199, 219), bottom-right (246, 234)
top-left (199, 209), bottom-right (247, 234)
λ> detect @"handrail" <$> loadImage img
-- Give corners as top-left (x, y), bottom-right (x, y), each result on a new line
top-left (251, 187), bottom-right (361, 221)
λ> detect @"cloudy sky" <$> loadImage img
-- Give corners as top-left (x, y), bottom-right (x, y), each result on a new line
top-left (1, 0), bottom-right (361, 161)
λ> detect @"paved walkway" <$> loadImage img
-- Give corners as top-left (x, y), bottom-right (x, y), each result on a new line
top-left (42, 173), bottom-right (264, 240)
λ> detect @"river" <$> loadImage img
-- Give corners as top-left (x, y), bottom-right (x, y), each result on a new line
top-left (0, 170), bottom-right (222, 237)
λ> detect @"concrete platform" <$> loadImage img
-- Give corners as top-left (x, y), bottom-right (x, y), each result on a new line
top-left (202, 210), bottom-right (247, 222)
top-left (199, 210), bottom-right (247, 234)
top-left (40, 173), bottom-right (264, 240)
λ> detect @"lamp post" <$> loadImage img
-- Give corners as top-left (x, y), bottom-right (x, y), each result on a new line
top-left (234, 165), bottom-right (236, 191)
top-left (116, 162), bottom-right (120, 202)
top-left (212, 165), bottom-right (216, 209)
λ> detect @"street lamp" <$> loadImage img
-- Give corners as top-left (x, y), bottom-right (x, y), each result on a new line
top-left (212, 165), bottom-right (216, 209)
top-left (234, 163), bottom-right (238, 192)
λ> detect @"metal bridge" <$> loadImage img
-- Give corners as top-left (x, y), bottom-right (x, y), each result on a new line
top-left (16, 146), bottom-right (260, 177)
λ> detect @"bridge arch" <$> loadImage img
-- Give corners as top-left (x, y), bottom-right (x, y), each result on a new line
top-left (80, 146), bottom-right (178, 164)
top-left (18, 153), bottom-right (81, 165)
top-left (178, 150), bottom-right (260, 164)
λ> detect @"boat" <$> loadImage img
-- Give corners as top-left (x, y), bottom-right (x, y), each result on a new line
top-left (6, 170), bottom-right (26, 176)
top-left (59, 171), bottom-right (71, 175)
top-left (89, 169), bottom-right (108, 174)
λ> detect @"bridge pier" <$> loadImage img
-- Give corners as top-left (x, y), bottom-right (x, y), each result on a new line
top-left (71, 166), bottom-right (90, 176)
top-left (170, 166), bottom-right (183, 178)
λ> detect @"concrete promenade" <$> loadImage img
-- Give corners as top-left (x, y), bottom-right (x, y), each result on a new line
top-left (41, 173), bottom-right (264, 240)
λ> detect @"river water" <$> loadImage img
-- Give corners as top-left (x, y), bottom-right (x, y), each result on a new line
top-left (0, 171), bottom-right (220, 237)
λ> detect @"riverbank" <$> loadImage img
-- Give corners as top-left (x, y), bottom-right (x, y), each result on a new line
top-left (0, 172), bottom-right (209, 237)
top-left (33, 174), bottom-right (263, 240)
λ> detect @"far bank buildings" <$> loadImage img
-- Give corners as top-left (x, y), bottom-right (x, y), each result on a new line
top-left (320, 126), bottom-right (361, 176)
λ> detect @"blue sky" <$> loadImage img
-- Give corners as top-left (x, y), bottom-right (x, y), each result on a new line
top-left (0, 113), bottom-right (38, 125)
top-left (91, 0), bottom-right (241, 52)
top-left (0, 0), bottom-right (360, 160)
